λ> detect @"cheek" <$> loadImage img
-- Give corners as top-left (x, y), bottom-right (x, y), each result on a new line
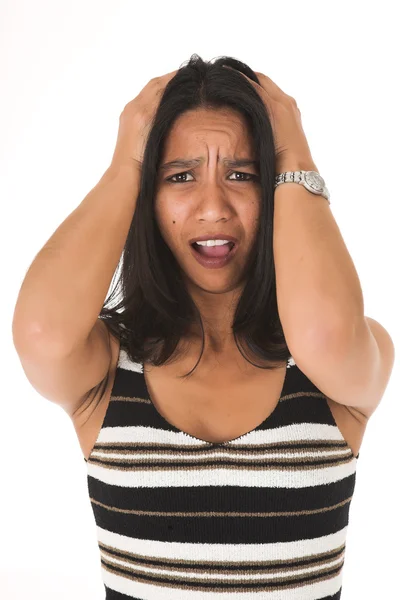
top-left (155, 198), bottom-right (183, 245)
top-left (241, 202), bottom-right (260, 234)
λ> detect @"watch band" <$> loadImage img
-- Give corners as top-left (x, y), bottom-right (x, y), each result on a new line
top-left (274, 170), bottom-right (331, 204)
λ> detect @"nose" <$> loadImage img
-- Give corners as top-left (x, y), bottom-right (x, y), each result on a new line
top-left (194, 180), bottom-right (234, 222)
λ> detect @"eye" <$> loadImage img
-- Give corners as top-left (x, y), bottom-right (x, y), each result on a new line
top-left (166, 171), bottom-right (258, 183)
top-left (167, 171), bottom-right (195, 183)
top-left (228, 171), bottom-right (258, 182)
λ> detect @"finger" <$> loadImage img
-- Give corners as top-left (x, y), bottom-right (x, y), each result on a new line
top-left (152, 70), bottom-right (179, 84)
top-left (223, 66), bottom-right (275, 99)
top-left (254, 72), bottom-right (287, 99)
top-left (161, 69), bottom-right (179, 80)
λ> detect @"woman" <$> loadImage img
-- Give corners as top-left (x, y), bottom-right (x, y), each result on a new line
top-left (13, 54), bottom-right (395, 599)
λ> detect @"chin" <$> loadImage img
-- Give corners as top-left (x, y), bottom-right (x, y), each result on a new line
top-left (185, 274), bottom-right (245, 295)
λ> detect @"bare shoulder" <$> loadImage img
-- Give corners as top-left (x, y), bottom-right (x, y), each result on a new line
top-left (326, 396), bottom-right (368, 458)
top-left (72, 326), bottom-right (121, 461)
top-left (73, 323), bottom-right (120, 426)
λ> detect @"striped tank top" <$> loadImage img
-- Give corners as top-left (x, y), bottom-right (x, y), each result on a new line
top-left (84, 345), bottom-right (359, 600)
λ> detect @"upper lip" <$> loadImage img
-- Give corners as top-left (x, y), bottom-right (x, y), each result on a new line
top-left (189, 233), bottom-right (238, 245)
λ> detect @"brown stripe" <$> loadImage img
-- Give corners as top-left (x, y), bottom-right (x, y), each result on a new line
top-left (89, 494), bottom-right (353, 518)
top-left (110, 390), bottom-right (331, 404)
top-left (88, 441), bottom-right (354, 471)
top-left (98, 547), bottom-right (345, 591)
top-left (98, 539), bottom-right (345, 570)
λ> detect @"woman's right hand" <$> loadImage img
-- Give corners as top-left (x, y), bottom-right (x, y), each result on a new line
top-left (110, 69), bottom-right (179, 172)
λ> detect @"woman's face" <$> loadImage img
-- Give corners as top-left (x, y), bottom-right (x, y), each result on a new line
top-left (155, 107), bottom-right (261, 296)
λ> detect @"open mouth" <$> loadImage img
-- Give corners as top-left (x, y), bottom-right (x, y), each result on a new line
top-left (191, 241), bottom-right (235, 258)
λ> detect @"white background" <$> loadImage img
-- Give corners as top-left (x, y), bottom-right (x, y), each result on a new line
top-left (2, 0), bottom-right (399, 598)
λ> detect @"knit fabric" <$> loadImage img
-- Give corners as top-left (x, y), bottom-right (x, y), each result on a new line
top-left (84, 346), bottom-right (359, 599)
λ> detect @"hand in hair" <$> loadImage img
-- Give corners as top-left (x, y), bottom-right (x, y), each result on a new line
top-left (224, 66), bottom-right (318, 174)
top-left (110, 69), bottom-right (179, 172)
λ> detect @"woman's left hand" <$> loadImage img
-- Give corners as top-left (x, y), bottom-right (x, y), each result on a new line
top-left (225, 67), bottom-right (318, 174)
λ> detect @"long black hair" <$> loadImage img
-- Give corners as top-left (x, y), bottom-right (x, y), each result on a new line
top-left (74, 53), bottom-right (291, 421)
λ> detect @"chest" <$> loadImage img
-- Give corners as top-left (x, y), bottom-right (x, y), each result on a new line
top-left (75, 337), bottom-right (367, 461)
top-left (142, 360), bottom-right (288, 444)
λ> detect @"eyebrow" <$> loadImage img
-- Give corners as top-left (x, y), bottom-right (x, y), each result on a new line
top-left (159, 157), bottom-right (259, 172)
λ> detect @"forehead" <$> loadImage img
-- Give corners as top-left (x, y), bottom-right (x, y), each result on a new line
top-left (163, 108), bottom-right (253, 153)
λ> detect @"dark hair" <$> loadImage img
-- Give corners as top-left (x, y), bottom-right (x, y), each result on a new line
top-left (74, 53), bottom-right (291, 422)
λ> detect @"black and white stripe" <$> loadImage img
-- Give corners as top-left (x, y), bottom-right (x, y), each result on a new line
top-left (85, 348), bottom-right (358, 599)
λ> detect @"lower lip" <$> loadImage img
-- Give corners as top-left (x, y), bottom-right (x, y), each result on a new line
top-left (189, 243), bottom-right (238, 269)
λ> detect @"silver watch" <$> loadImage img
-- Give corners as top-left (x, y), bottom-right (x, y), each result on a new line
top-left (274, 170), bottom-right (330, 204)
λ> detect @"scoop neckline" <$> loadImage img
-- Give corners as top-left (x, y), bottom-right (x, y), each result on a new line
top-left (140, 356), bottom-right (292, 447)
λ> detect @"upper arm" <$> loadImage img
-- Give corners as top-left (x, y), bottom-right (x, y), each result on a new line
top-left (360, 316), bottom-right (396, 417)
top-left (290, 315), bottom-right (395, 420)
top-left (13, 318), bottom-right (113, 418)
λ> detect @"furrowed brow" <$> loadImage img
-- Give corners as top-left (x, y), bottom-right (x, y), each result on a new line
top-left (159, 157), bottom-right (259, 172)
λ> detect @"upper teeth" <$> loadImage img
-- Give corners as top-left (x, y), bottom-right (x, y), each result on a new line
top-left (195, 239), bottom-right (231, 247)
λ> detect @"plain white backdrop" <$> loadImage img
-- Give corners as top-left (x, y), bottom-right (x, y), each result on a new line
top-left (2, 0), bottom-right (399, 598)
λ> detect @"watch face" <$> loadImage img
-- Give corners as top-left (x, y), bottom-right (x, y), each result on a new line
top-left (305, 171), bottom-right (325, 192)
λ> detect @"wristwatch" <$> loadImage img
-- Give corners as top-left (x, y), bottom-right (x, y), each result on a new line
top-left (274, 170), bottom-right (330, 204)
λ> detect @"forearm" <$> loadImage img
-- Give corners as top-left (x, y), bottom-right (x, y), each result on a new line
top-left (273, 166), bottom-right (365, 350)
top-left (12, 163), bottom-right (140, 353)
